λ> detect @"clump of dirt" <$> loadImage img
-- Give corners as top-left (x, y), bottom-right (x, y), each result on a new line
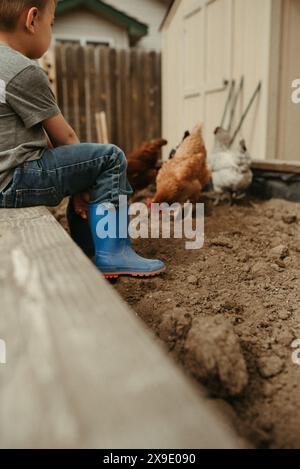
top-left (52, 196), bottom-right (300, 449)
top-left (184, 316), bottom-right (248, 397)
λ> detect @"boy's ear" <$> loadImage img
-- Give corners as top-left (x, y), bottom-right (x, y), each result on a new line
top-left (25, 7), bottom-right (39, 33)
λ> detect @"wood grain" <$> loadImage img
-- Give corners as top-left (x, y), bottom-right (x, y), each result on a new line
top-left (252, 159), bottom-right (300, 174)
top-left (55, 44), bottom-right (162, 153)
top-left (0, 208), bottom-right (240, 449)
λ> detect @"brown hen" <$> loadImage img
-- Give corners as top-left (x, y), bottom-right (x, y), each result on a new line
top-left (127, 138), bottom-right (168, 191)
top-left (153, 124), bottom-right (211, 204)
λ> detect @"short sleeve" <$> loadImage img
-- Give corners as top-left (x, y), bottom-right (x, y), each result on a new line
top-left (6, 65), bottom-right (60, 128)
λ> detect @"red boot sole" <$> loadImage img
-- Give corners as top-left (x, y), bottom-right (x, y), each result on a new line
top-left (103, 268), bottom-right (165, 279)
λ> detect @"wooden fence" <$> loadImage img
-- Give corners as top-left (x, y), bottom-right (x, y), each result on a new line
top-left (55, 44), bottom-right (162, 154)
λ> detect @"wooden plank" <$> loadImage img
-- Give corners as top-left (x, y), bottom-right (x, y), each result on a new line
top-left (77, 46), bottom-right (87, 142)
top-left (72, 46), bottom-right (80, 137)
top-left (97, 47), bottom-right (108, 121)
top-left (115, 49), bottom-right (125, 150)
top-left (0, 208), bottom-right (241, 449)
top-left (102, 47), bottom-right (112, 142)
top-left (88, 46), bottom-right (97, 143)
top-left (252, 159), bottom-right (300, 174)
top-left (65, 45), bottom-right (76, 134)
top-left (61, 45), bottom-right (70, 123)
top-left (139, 51), bottom-right (147, 145)
top-left (148, 51), bottom-right (156, 139)
top-left (120, 49), bottom-right (131, 153)
top-left (155, 51), bottom-right (162, 138)
top-left (144, 51), bottom-right (163, 165)
top-left (130, 49), bottom-right (142, 150)
top-left (84, 46), bottom-right (92, 143)
top-left (95, 112), bottom-right (109, 144)
top-left (109, 48), bottom-right (118, 144)
top-left (55, 44), bottom-right (64, 109)
top-left (142, 51), bottom-right (152, 142)
top-left (95, 112), bottom-right (102, 144)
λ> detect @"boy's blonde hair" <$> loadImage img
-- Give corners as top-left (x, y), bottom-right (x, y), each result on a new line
top-left (0, 0), bottom-right (48, 31)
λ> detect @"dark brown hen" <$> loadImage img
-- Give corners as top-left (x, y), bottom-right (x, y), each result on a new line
top-left (127, 138), bottom-right (168, 191)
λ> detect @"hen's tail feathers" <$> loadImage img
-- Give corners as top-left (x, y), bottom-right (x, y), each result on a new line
top-left (143, 138), bottom-right (168, 154)
top-left (127, 139), bottom-right (168, 162)
top-left (169, 131), bottom-right (191, 159)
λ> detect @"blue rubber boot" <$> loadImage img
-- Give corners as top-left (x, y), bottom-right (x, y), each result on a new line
top-left (89, 202), bottom-right (165, 278)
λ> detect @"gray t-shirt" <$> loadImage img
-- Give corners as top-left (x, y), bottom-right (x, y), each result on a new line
top-left (0, 43), bottom-right (60, 191)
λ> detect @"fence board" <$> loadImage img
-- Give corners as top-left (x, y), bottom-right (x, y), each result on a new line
top-left (77, 46), bottom-right (87, 142)
top-left (55, 44), bottom-right (64, 114)
top-left (121, 49), bottom-right (131, 152)
top-left (55, 45), bottom-right (162, 153)
top-left (130, 49), bottom-right (142, 151)
top-left (88, 46), bottom-right (97, 143)
top-left (65, 46), bottom-right (77, 135)
top-left (115, 49), bottom-right (124, 148)
top-left (109, 48), bottom-right (118, 145)
top-left (60, 45), bottom-right (69, 123)
top-left (96, 47), bottom-right (107, 141)
top-left (84, 47), bottom-right (92, 143)
top-left (72, 46), bottom-right (80, 136)
top-left (143, 51), bottom-right (153, 141)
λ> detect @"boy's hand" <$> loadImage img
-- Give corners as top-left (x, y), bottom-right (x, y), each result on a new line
top-left (73, 192), bottom-right (90, 220)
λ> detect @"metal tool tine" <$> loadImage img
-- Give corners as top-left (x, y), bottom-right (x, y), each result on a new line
top-left (230, 81), bottom-right (262, 147)
top-left (227, 76), bottom-right (244, 133)
top-left (220, 79), bottom-right (235, 128)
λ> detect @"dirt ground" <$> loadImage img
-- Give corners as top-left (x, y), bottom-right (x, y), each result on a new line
top-left (53, 196), bottom-right (300, 449)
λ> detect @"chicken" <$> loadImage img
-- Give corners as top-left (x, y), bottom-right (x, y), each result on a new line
top-left (174, 124), bottom-right (206, 159)
top-left (152, 124), bottom-right (211, 204)
top-left (169, 131), bottom-right (190, 159)
top-left (208, 127), bottom-right (253, 203)
top-left (127, 138), bottom-right (168, 192)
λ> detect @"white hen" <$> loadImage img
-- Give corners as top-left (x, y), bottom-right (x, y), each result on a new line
top-left (208, 127), bottom-right (253, 202)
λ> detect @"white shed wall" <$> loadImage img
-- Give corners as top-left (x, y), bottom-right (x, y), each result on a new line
top-left (162, 0), bottom-right (273, 160)
top-left (277, 0), bottom-right (300, 161)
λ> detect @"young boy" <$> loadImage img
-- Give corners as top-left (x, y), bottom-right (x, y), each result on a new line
top-left (0, 0), bottom-right (165, 278)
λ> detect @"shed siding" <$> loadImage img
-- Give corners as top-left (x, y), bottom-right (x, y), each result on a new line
top-left (278, 0), bottom-right (300, 161)
top-left (162, 0), bottom-right (272, 160)
top-left (231, 0), bottom-right (272, 160)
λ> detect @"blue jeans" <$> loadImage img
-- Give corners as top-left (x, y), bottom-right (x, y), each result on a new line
top-left (0, 143), bottom-right (133, 208)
